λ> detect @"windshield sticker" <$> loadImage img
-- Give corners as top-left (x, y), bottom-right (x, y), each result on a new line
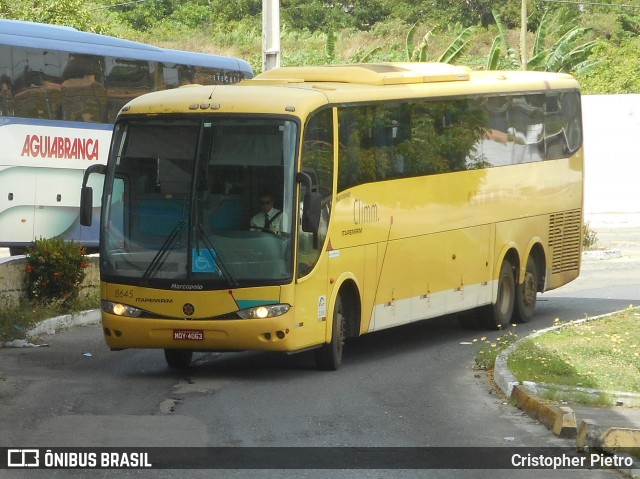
top-left (192, 249), bottom-right (219, 274)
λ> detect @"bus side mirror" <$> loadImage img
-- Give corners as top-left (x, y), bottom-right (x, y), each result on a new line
top-left (80, 186), bottom-right (93, 226)
top-left (80, 164), bottom-right (107, 226)
top-left (296, 171), bottom-right (321, 233)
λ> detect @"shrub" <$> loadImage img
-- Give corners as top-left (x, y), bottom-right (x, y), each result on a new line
top-left (582, 222), bottom-right (598, 250)
top-left (25, 238), bottom-right (89, 306)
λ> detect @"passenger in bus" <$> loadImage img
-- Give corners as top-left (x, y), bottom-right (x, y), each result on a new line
top-left (250, 193), bottom-right (283, 234)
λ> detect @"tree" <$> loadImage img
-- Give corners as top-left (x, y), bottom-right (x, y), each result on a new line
top-left (0, 0), bottom-right (101, 32)
top-left (577, 38), bottom-right (640, 94)
top-left (487, 9), bottom-right (597, 73)
top-left (281, 0), bottom-right (391, 31)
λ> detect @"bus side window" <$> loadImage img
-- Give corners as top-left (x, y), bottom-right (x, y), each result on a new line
top-left (62, 53), bottom-right (107, 123)
top-left (297, 108), bottom-right (334, 278)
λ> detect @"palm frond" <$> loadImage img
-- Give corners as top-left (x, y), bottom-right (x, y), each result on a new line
top-left (436, 26), bottom-right (475, 64)
top-left (416, 29), bottom-right (433, 62)
top-left (527, 50), bottom-right (549, 71)
top-left (571, 58), bottom-right (602, 76)
top-left (351, 46), bottom-right (382, 64)
top-left (406, 22), bottom-right (418, 61)
top-left (492, 9), bottom-right (520, 69)
top-left (325, 29), bottom-right (336, 63)
top-left (547, 27), bottom-right (591, 71)
top-left (486, 36), bottom-right (501, 70)
top-left (532, 11), bottom-right (548, 59)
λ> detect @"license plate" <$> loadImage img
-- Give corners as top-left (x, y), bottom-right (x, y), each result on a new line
top-left (173, 329), bottom-right (204, 341)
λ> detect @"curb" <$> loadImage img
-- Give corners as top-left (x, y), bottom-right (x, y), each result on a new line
top-left (2, 309), bottom-right (101, 348)
top-left (493, 312), bottom-right (640, 477)
top-left (582, 249), bottom-right (622, 261)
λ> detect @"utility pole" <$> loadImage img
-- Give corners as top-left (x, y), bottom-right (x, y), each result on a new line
top-left (520, 0), bottom-right (527, 70)
top-left (262, 0), bottom-right (281, 72)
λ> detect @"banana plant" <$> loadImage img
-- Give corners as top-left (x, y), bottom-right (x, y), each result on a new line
top-left (487, 9), bottom-right (598, 73)
top-left (436, 26), bottom-right (476, 64)
top-left (406, 23), bottom-right (475, 64)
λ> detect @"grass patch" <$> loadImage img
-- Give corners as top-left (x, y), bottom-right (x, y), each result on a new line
top-left (543, 388), bottom-right (614, 407)
top-left (0, 289), bottom-right (100, 343)
top-left (473, 328), bottom-right (519, 370)
top-left (508, 308), bottom-right (640, 395)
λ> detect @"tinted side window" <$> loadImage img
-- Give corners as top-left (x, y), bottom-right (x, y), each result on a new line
top-left (158, 63), bottom-right (193, 89)
top-left (62, 54), bottom-right (107, 122)
top-left (11, 47), bottom-right (66, 119)
top-left (337, 91), bottom-right (582, 191)
top-left (544, 91), bottom-right (582, 160)
top-left (0, 45), bottom-right (12, 116)
top-left (338, 99), bottom-right (488, 190)
top-left (105, 58), bottom-right (152, 122)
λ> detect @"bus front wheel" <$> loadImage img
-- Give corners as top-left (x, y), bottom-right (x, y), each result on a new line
top-left (315, 295), bottom-right (345, 371)
top-left (485, 259), bottom-right (516, 330)
top-left (164, 349), bottom-right (193, 369)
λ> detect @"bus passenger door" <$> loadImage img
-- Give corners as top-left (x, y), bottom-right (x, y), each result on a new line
top-left (0, 166), bottom-right (36, 245)
top-left (295, 107), bottom-right (335, 349)
top-left (33, 167), bottom-right (81, 241)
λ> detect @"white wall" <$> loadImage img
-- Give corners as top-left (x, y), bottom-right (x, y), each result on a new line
top-left (582, 94), bottom-right (640, 215)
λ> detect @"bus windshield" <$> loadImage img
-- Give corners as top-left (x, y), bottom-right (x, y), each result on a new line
top-left (102, 117), bottom-right (298, 287)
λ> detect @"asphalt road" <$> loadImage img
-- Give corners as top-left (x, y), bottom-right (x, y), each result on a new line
top-left (1, 221), bottom-right (638, 478)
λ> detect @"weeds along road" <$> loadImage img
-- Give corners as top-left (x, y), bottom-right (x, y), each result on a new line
top-left (0, 222), bottom-right (637, 479)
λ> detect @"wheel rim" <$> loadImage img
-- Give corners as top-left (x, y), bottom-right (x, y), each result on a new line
top-left (522, 271), bottom-right (537, 307)
top-left (498, 273), bottom-right (513, 317)
top-left (495, 261), bottom-right (515, 327)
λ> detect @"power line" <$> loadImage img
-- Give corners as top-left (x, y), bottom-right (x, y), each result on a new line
top-left (538, 0), bottom-right (640, 9)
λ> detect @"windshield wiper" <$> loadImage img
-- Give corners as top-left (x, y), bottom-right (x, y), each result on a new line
top-left (143, 220), bottom-right (186, 279)
top-left (195, 223), bottom-right (237, 287)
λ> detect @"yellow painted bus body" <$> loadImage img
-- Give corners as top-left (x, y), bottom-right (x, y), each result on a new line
top-left (97, 63), bottom-right (582, 363)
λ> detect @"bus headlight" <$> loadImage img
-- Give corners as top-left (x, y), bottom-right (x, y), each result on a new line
top-left (237, 304), bottom-right (290, 319)
top-left (102, 300), bottom-right (143, 318)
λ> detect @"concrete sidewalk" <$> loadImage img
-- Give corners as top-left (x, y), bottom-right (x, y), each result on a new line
top-left (491, 213), bottom-right (640, 476)
top-left (494, 316), bottom-right (640, 478)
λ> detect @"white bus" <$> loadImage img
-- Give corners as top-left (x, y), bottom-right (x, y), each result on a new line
top-left (0, 19), bottom-right (253, 254)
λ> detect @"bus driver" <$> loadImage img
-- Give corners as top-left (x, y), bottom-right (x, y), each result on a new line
top-left (250, 193), bottom-right (284, 234)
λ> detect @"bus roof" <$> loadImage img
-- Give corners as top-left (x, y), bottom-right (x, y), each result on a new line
top-left (249, 63), bottom-right (578, 88)
top-left (250, 62), bottom-right (472, 85)
top-left (0, 18), bottom-right (253, 77)
top-left (118, 63), bottom-right (580, 119)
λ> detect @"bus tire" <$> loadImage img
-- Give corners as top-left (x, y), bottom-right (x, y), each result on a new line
top-left (514, 256), bottom-right (538, 323)
top-left (164, 349), bottom-right (193, 369)
top-left (315, 295), bottom-right (345, 371)
top-left (484, 259), bottom-right (516, 330)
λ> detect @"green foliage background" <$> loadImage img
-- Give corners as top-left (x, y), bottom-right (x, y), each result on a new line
top-left (2, 0), bottom-right (640, 92)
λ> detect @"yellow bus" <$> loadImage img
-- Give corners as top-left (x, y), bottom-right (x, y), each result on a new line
top-left (80, 62), bottom-right (583, 370)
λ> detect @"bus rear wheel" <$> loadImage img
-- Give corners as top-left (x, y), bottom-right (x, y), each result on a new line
top-left (315, 295), bottom-right (345, 371)
top-left (164, 349), bottom-right (193, 369)
top-left (484, 259), bottom-right (516, 330)
top-left (514, 256), bottom-right (538, 323)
